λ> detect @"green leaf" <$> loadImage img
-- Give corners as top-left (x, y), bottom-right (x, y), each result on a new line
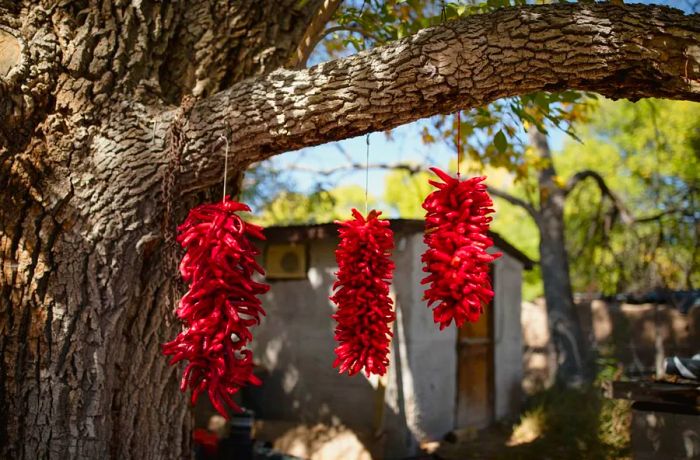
top-left (445, 4), bottom-right (459, 19)
top-left (494, 130), bottom-right (508, 153)
top-left (560, 91), bottom-right (581, 103)
top-left (534, 92), bottom-right (550, 110)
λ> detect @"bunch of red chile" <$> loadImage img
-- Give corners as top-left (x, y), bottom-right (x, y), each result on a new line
top-left (421, 167), bottom-right (501, 329)
top-left (162, 197), bottom-right (269, 417)
top-left (330, 209), bottom-right (396, 377)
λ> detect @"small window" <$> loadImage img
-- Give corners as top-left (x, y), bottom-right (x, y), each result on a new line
top-left (264, 243), bottom-right (307, 280)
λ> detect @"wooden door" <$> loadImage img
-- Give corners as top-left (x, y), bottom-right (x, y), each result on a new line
top-left (456, 293), bottom-right (495, 429)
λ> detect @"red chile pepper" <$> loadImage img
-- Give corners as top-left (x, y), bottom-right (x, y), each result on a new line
top-left (162, 196), bottom-right (269, 418)
top-left (330, 209), bottom-right (395, 377)
top-left (421, 168), bottom-right (501, 330)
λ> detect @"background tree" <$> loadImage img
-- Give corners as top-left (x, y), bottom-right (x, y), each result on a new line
top-left (561, 99), bottom-right (699, 294)
top-left (367, 97), bottom-right (699, 382)
top-left (1, 1), bottom-right (699, 458)
top-left (254, 185), bottom-right (376, 225)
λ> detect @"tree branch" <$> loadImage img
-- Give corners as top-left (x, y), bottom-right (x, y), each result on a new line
top-left (564, 169), bottom-right (696, 226)
top-left (288, 0), bottom-right (343, 69)
top-left (180, 3), bottom-right (700, 192)
top-left (297, 25), bottom-right (384, 68)
top-left (633, 207), bottom-right (695, 223)
top-left (564, 170), bottom-right (634, 224)
top-left (285, 161), bottom-right (423, 176)
top-left (283, 162), bottom-right (542, 223)
top-left (489, 187), bottom-right (539, 219)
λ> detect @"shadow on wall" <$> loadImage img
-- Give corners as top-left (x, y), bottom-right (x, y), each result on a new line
top-left (235, 238), bottom-right (420, 460)
top-left (192, 229), bottom-right (485, 459)
top-left (522, 298), bottom-right (699, 390)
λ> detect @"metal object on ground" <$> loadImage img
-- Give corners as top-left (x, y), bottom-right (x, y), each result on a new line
top-left (665, 355), bottom-right (700, 381)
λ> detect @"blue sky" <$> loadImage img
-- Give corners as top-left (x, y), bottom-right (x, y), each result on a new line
top-left (262, 0), bottom-right (694, 205)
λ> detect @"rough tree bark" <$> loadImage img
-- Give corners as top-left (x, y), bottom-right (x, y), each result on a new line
top-left (0, 1), bottom-right (327, 458)
top-left (0, 1), bottom-right (698, 458)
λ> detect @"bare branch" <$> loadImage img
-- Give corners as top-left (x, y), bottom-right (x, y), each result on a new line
top-left (634, 207), bottom-right (695, 223)
top-left (288, 0), bottom-right (343, 69)
top-left (565, 169), bottom-right (696, 226)
top-left (300, 25), bottom-right (383, 67)
top-left (285, 161), bottom-right (423, 176)
top-left (489, 187), bottom-right (539, 219)
top-left (332, 143), bottom-right (354, 164)
top-left (181, 3), bottom-right (700, 192)
top-left (564, 170), bottom-right (634, 224)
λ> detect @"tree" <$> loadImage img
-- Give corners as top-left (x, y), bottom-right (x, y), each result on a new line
top-left (379, 97), bottom-right (699, 384)
top-left (1, 1), bottom-right (699, 457)
top-left (560, 99), bottom-right (700, 293)
top-left (492, 126), bottom-right (593, 383)
top-left (475, 99), bottom-right (698, 383)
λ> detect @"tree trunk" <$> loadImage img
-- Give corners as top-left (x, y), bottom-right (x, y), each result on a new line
top-left (530, 127), bottom-right (588, 384)
top-left (0, 1), bottom-right (698, 458)
top-left (0, 1), bottom-right (323, 458)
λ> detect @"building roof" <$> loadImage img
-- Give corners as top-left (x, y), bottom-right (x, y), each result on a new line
top-left (263, 218), bottom-right (534, 270)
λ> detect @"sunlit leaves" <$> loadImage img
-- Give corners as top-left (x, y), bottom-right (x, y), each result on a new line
top-left (560, 99), bottom-right (700, 294)
top-left (327, 0), bottom-right (437, 53)
top-left (253, 185), bottom-right (377, 226)
top-left (494, 130), bottom-right (508, 153)
top-left (318, 1), bottom-right (596, 179)
top-left (327, 0), bottom-right (536, 55)
top-left (383, 168), bottom-right (433, 218)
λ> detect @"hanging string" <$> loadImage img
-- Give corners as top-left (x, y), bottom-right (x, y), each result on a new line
top-left (365, 133), bottom-right (370, 214)
top-left (439, 2), bottom-right (460, 179)
top-left (456, 110), bottom-right (461, 179)
top-left (220, 135), bottom-right (229, 201)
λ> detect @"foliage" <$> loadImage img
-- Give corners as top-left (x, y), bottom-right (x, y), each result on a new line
top-left (437, 361), bottom-right (630, 459)
top-left (252, 185), bottom-right (376, 226)
top-left (383, 168), bottom-right (433, 218)
top-left (559, 99), bottom-right (700, 294)
top-left (501, 355), bottom-right (630, 460)
top-left (325, 1), bottom-right (591, 173)
top-left (447, 98), bottom-right (700, 297)
top-left (420, 92), bottom-right (593, 180)
top-left (240, 162), bottom-right (295, 211)
top-left (502, 383), bottom-right (630, 460)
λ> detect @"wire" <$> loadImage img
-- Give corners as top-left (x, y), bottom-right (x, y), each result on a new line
top-left (365, 133), bottom-right (370, 214)
top-left (220, 135), bottom-right (229, 201)
top-left (457, 110), bottom-right (461, 179)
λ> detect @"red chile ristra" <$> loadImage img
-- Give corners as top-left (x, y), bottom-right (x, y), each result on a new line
top-left (421, 167), bottom-right (501, 329)
top-left (162, 197), bottom-right (269, 418)
top-left (331, 209), bottom-right (395, 377)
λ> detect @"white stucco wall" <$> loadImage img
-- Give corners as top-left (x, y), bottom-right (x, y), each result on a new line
top-left (248, 229), bottom-right (524, 457)
top-left (382, 233), bottom-right (458, 455)
top-left (248, 239), bottom-right (377, 427)
top-left (492, 251), bottom-right (524, 420)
